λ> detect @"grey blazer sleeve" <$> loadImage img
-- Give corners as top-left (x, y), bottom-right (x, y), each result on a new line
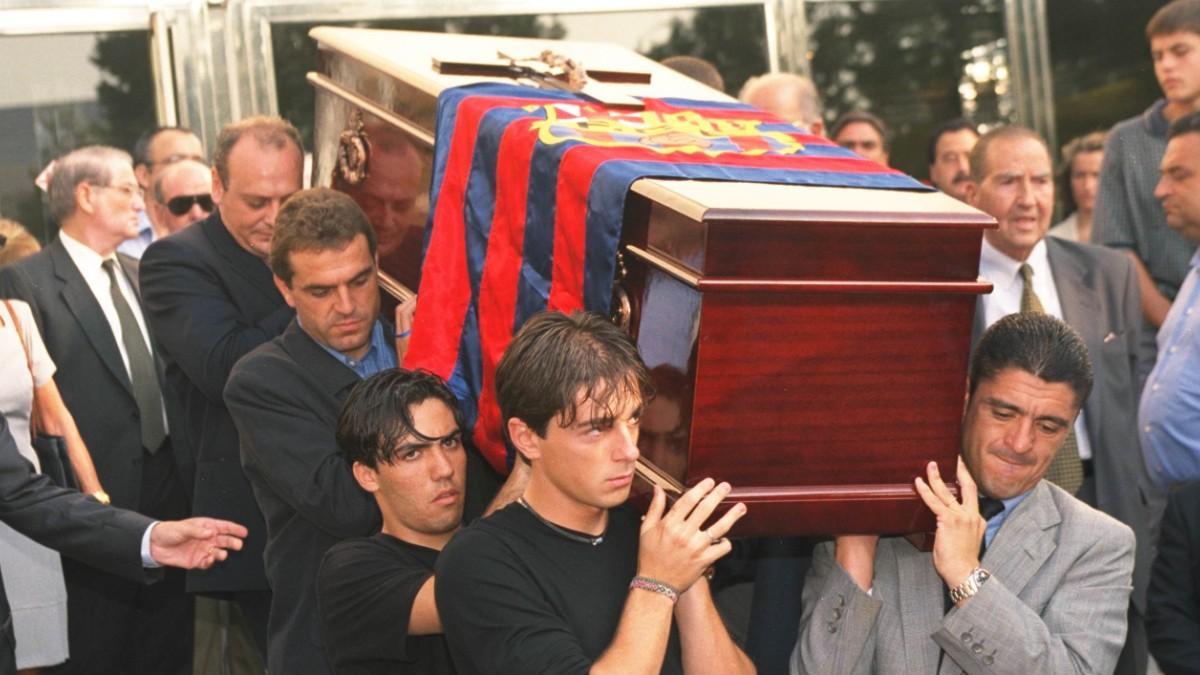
top-left (934, 526), bottom-right (1134, 674)
top-left (792, 541), bottom-right (881, 675)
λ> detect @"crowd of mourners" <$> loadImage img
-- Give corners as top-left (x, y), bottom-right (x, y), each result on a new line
top-left (1, 1), bottom-right (1200, 674)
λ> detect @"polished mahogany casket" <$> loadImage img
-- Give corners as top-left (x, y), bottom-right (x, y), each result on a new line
top-left (307, 27), bottom-right (995, 537)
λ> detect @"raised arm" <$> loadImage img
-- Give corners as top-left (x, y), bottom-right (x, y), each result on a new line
top-left (225, 358), bottom-right (380, 538)
top-left (593, 479), bottom-right (750, 675)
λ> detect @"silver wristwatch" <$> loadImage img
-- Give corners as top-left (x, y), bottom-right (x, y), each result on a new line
top-left (949, 567), bottom-right (991, 604)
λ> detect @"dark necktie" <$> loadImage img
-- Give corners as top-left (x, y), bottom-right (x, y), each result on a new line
top-left (102, 259), bottom-right (166, 452)
top-left (1018, 264), bottom-right (1084, 494)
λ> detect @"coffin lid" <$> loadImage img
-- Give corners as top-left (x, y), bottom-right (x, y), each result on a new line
top-left (631, 179), bottom-right (997, 227)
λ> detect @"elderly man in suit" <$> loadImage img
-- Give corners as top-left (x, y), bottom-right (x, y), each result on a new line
top-left (793, 313), bottom-right (1136, 674)
top-left (140, 116), bottom-right (303, 656)
top-left (0, 145), bottom-right (194, 674)
top-left (0, 416), bottom-right (246, 675)
top-left (964, 125), bottom-right (1158, 674)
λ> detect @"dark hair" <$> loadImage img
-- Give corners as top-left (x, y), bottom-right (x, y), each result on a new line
top-left (1168, 109), bottom-right (1200, 141)
top-left (968, 125), bottom-right (1050, 183)
top-left (337, 369), bottom-right (465, 468)
top-left (830, 110), bottom-right (890, 151)
top-left (212, 116), bottom-right (303, 189)
top-left (1056, 130), bottom-right (1107, 214)
top-left (495, 311), bottom-right (652, 439)
top-left (133, 126), bottom-right (198, 167)
top-left (1148, 0), bottom-right (1200, 40)
top-left (269, 187), bottom-right (377, 285)
top-left (927, 118), bottom-right (979, 166)
top-left (661, 55), bottom-right (725, 92)
top-left (969, 313), bottom-right (1093, 410)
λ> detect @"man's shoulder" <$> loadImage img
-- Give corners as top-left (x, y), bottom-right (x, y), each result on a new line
top-left (0, 245), bottom-right (54, 282)
top-left (1042, 481), bottom-right (1135, 548)
top-left (322, 533), bottom-right (436, 581)
top-left (226, 333), bottom-right (294, 388)
top-left (1047, 237), bottom-right (1134, 276)
top-left (143, 217), bottom-right (218, 264)
top-left (1108, 100), bottom-right (1165, 143)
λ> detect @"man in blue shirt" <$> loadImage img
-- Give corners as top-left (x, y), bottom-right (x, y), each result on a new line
top-left (225, 188), bottom-right (418, 675)
top-left (1141, 111), bottom-right (1200, 489)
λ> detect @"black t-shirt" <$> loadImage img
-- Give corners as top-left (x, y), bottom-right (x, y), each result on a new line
top-left (435, 503), bottom-right (683, 675)
top-left (317, 533), bottom-right (455, 675)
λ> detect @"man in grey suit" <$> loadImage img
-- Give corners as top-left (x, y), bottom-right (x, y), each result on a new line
top-left (965, 126), bottom-right (1158, 674)
top-left (793, 313), bottom-right (1135, 674)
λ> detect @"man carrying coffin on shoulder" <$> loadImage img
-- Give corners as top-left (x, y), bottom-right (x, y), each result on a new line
top-left (792, 313), bottom-right (1135, 674)
top-left (435, 311), bottom-right (756, 675)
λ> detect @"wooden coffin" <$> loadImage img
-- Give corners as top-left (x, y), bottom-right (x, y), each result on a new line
top-left (308, 27), bottom-right (996, 537)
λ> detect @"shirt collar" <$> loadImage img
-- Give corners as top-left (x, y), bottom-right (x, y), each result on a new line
top-left (302, 317), bottom-right (387, 371)
top-left (1190, 249), bottom-right (1200, 270)
top-left (59, 229), bottom-right (116, 272)
top-left (979, 236), bottom-right (1050, 288)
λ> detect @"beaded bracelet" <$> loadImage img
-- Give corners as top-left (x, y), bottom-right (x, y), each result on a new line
top-left (629, 576), bottom-right (679, 604)
top-left (397, 329), bottom-right (412, 338)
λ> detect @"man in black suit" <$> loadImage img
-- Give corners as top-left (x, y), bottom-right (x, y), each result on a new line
top-left (1147, 482), bottom-right (1200, 674)
top-left (966, 126), bottom-right (1159, 675)
top-left (0, 416), bottom-right (247, 675)
top-left (225, 188), bottom-right (409, 675)
top-left (0, 145), bottom-right (194, 674)
top-left (140, 116), bottom-right (303, 654)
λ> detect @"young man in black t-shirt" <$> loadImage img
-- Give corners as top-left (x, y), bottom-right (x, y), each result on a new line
top-left (316, 369), bottom-right (476, 674)
top-left (436, 311), bottom-right (756, 675)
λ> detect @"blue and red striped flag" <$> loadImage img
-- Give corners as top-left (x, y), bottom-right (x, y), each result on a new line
top-left (402, 82), bottom-right (930, 473)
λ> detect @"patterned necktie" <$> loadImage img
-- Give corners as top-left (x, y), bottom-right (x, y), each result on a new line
top-left (102, 259), bottom-right (167, 453)
top-left (1018, 263), bottom-right (1083, 493)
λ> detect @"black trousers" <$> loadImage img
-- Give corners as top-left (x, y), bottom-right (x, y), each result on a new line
top-left (48, 441), bottom-right (193, 675)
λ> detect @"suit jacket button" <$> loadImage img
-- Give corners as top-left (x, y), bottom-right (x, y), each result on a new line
top-left (960, 632), bottom-right (972, 643)
top-left (836, 593), bottom-right (845, 607)
top-left (827, 622), bottom-right (837, 634)
top-left (983, 655), bottom-right (994, 665)
top-left (832, 608), bottom-right (842, 619)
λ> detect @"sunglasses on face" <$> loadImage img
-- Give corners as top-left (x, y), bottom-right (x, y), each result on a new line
top-left (165, 194), bottom-right (214, 216)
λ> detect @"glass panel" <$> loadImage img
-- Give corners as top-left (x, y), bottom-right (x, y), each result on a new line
top-left (0, 31), bottom-right (153, 243)
top-left (1047, 1), bottom-right (1160, 148)
top-left (804, 0), bottom-right (1007, 178)
top-left (272, 6), bottom-right (769, 150)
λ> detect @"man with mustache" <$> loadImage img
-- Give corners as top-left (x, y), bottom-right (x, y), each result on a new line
top-left (793, 313), bottom-right (1136, 674)
top-left (965, 126), bottom-right (1156, 675)
top-left (927, 118), bottom-right (979, 202)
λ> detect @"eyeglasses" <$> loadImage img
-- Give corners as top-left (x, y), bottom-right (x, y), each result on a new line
top-left (165, 194), bottom-right (214, 216)
top-left (95, 183), bottom-right (144, 200)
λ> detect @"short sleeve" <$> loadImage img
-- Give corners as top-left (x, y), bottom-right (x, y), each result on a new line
top-left (317, 537), bottom-right (432, 666)
top-left (7, 300), bottom-right (55, 386)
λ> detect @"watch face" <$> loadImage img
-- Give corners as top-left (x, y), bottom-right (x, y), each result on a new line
top-left (975, 569), bottom-right (991, 583)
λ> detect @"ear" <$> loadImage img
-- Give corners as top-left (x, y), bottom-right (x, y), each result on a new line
top-left (351, 461), bottom-right (380, 494)
top-left (210, 166), bottom-right (224, 206)
top-left (134, 164), bottom-right (151, 191)
top-left (507, 417), bottom-right (542, 463)
top-left (75, 182), bottom-right (97, 216)
top-left (963, 180), bottom-right (980, 206)
top-left (273, 274), bottom-right (296, 308)
top-left (808, 119), bottom-right (825, 138)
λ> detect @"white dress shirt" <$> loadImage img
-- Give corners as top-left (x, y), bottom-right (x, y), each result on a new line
top-left (978, 237), bottom-right (1093, 460)
top-left (58, 231), bottom-right (168, 434)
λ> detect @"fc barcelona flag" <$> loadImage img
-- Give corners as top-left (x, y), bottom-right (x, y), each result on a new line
top-left (402, 82), bottom-right (931, 473)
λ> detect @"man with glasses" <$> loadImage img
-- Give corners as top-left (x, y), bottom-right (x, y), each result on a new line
top-left (0, 145), bottom-right (194, 674)
top-left (148, 159), bottom-right (215, 234)
top-left (140, 116), bottom-right (305, 664)
top-left (121, 126), bottom-right (206, 258)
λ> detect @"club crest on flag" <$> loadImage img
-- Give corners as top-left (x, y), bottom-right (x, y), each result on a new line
top-left (524, 103), bottom-right (807, 157)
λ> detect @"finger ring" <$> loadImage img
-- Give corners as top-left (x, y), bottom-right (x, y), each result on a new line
top-left (704, 530), bottom-right (717, 545)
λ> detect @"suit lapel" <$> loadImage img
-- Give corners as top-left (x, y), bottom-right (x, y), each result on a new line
top-left (1046, 239), bottom-right (1104, 439)
top-left (49, 239), bottom-right (134, 395)
top-left (981, 482), bottom-right (1060, 597)
top-left (278, 320), bottom-right (364, 404)
top-left (203, 212), bottom-right (282, 305)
